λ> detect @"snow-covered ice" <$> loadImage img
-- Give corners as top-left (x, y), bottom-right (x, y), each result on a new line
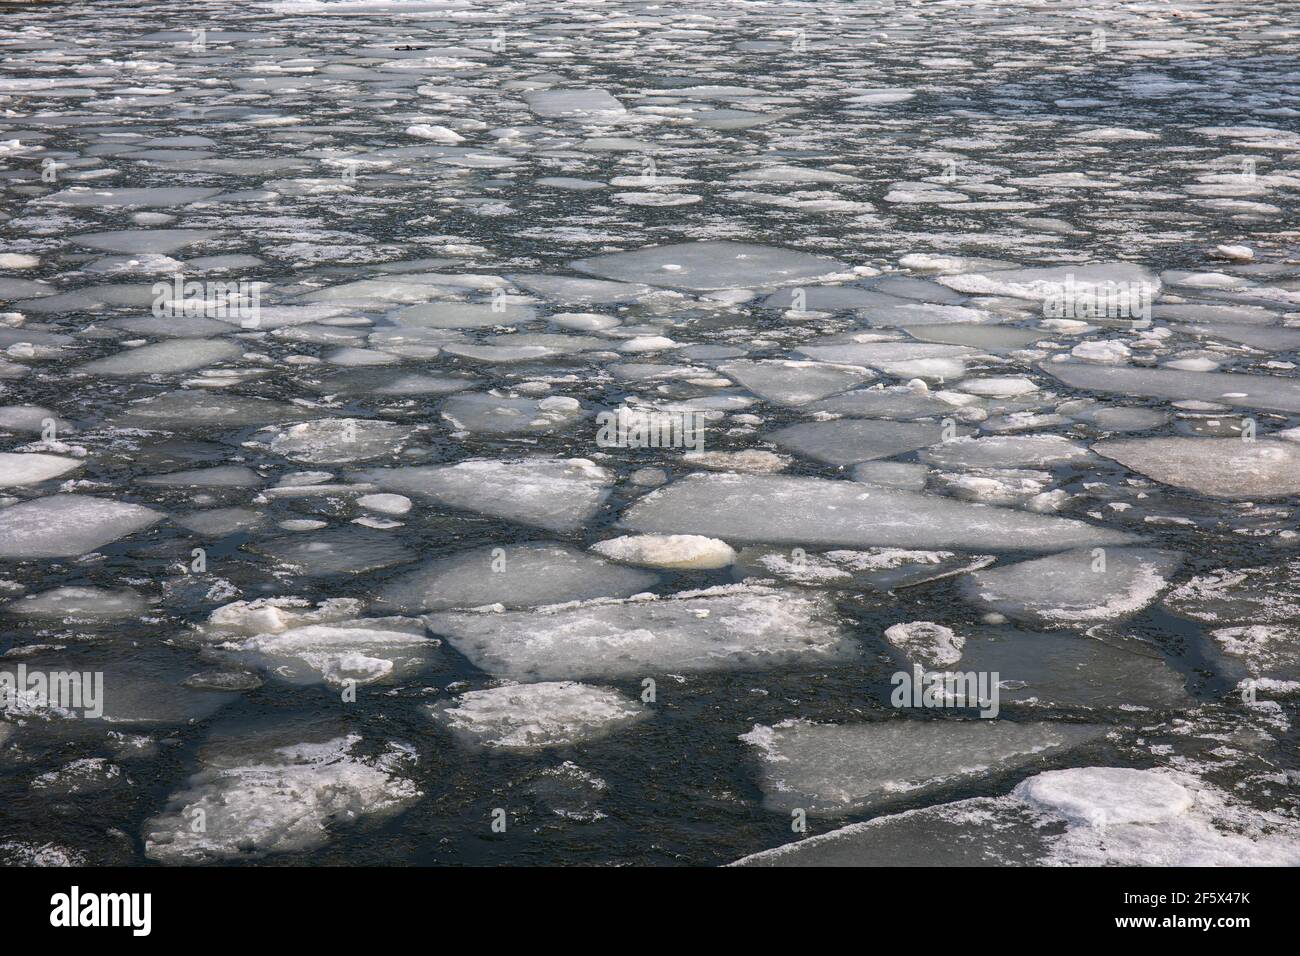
top-left (429, 681), bottom-right (648, 750)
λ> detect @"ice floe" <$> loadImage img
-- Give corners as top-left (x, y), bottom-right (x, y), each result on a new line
top-left (425, 585), bottom-right (852, 681)
top-left (429, 681), bottom-right (648, 749)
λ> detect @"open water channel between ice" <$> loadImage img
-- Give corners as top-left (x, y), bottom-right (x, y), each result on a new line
top-left (0, 0), bottom-right (1298, 866)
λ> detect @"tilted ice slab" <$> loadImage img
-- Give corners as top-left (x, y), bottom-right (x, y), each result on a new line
top-left (373, 542), bottom-right (658, 614)
top-left (79, 339), bottom-right (242, 376)
top-left (960, 547), bottom-right (1183, 626)
top-left (0, 452), bottom-right (82, 487)
top-left (741, 719), bottom-right (1107, 816)
top-left (144, 732), bottom-right (419, 865)
top-left (1043, 361), bottom-right (1300, 414)
top-left (1094, 438), bottom-right (1300, 499)
top-left (0, 495), bottom-right (161, 558)
top-left (356, 458), bottom-right (614, 532)
top-left (570, 241), bottom-right (848, 292)
top-left (734, 768), bottom-right (1300, 867)
top-left (424, 584), bottom-right (853, 681)
top-left (769, 419), bottom-right (956, 466)
top-left (429, 681), bottom-right (648, 750)
top-left (718, 359), bottom-right (873, 406)
top-left (619, 474), bottom-right (1136, 551)
top-left (261, 418), bottom-right (416, 464)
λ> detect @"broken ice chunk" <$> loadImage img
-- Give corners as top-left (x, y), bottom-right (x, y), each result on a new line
top-left (734, 767), bottom-right (1300, 867)
top-left (143, 731), bottom-right (419, 864)
top-left (737, 547), bottom-right (994, 591)
top-left (357, 458), bottom-right (614, 532)
top-left (0, 452), bottom-right (82, 487)
top-left (198, 597), bottom-right (367, 638)
top-left (960, 547), bottom-right (1183, 626)
top-left (883, 621), bottom-right (965, 667)
top-left (571, 241), bottom-right (847, 292)
top-left (740, 719), bottom-right (1106, 816)
top-left (523, 88), bottom-right (626, 118)
top-left (0, 495), bottom-right (161, 558)
top-left (717, 359), bottom-right (873, 406)
top-left (5, 586), bottom-right (146, 621)
top-left (248, 527), bottom-right (415, 577)
top-left (1094, 437), bottom-right (1300, 499)
top-left (920, 435), bottom-right (1092, 470)
top-left (79, 339), bottom-right (242, 376)
top-left (620, 474), bottom-right (1136, 551)
top-left (136, 465), bottom-right (261, 488)
top-left (440, 392), bottom-right (588, 435)
top-left (261, 418), bottom-right (416, 465)
top-left (939, 629), bottom-right (1189, 710)
top-left (769, 419), bottom-right (959, 467)
top-left (429, 681), bottom-right (648, 749)
top-left (215, 617), bottom-right (435, 687)
top-left (590, 534), bottom-right (736, 570)
top-left (424, 584), bottom-right (852, 681)
top-left (1044, 362), bottom-right (1300, 415)
top-left (373, 542), bottom-right (657, 614)
top-left (113, 391), bottom-right (313, 429)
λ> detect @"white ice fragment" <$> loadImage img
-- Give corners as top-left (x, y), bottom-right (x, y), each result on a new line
top-left (591, 534), bottom-right (736, 570)
top-left (430, 682), bottom-right (648, 749)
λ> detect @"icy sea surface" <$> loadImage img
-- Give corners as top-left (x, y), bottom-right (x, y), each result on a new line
top-left (1, 0), bottom-right (1300, 866)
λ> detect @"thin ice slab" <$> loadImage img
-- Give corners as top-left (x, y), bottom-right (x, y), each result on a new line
top-left (424, 584), bottom-right (852, 681)
top-left (1094, 437), bottom-right (1300, 499)
top-left (429, 681), bottom-right (648, 749)
top-left (960, 547), bottom-right (1183, 626)
top-left (734, 768), bottom-right (1300, 867)
top-left (0, 495), bottom-right (161, 558)
top-left (144, 730), bottom-right (419, 865)
top-left (741, 719), bottom-right (1107, 816)
top-left (619, 473), bottom-right (1136, 551)
top-left (373, 542), bottom-right (658, 614)
top-left (571, 241), bottom-right (847, 292)
top-left (356, 458), bottom-right (613, 532)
